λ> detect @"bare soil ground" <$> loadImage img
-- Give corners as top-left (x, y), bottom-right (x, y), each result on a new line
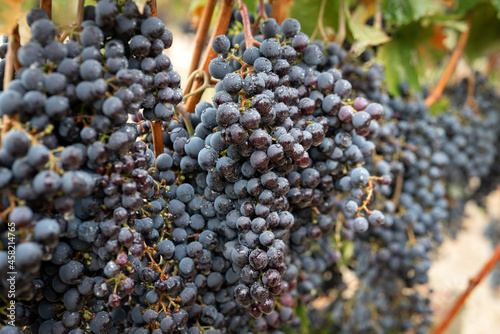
top-left (429, 193), bottom-right (500, 333)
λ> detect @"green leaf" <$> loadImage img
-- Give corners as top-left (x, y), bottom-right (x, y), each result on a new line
top-left (378, 39), bottom-right (420, 96)
top-left (465, 4), bottom-right (500, 60)
top-left (341, 241), bottom-right (354, 263)
top-left (492, 0), bottom-right (500, 17)
top-left (348, 20), bottom-right (391, 46)
top-left (376, 21), bottom-right (435, 95)
top-left (382, 0), bottom-right (437, 25)
top-left (429, 95), bottom-right (450, 116)
top-left (290, 0), bottom-right (341, 37)
top-left (454, 0), bottom-right (488, 14)
top-left (296, 302), bottom-right (310, 334)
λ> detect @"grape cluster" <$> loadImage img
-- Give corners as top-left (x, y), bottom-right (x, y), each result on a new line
top-left (3, 1), bottom-right (500, 334)
top-left (312, 42), bottom-right (500, 333)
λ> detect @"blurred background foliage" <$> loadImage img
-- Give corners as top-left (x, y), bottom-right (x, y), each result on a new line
top-left (3, 0), bottom-right (500, 98)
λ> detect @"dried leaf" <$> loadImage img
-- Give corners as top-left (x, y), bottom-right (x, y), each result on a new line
top-left (429, 25), bottom-right (447, 50)
top-left (0, 0), bottom-right (24, 35)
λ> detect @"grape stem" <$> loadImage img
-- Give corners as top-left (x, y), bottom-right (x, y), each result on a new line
top-left (432, 238), bottom-right (500, 334)
top-left (175, 103), bottom-right (195, 137)
top-left (76, 0), bottom-right (85, 29)
top-left (335, 0), bottom-right (346, 45)
top-left (310, 0), bottom-right (328, 42)
top-left (40, 0), bottom-right (52, 19)
top-left (485, 51), bottom-right (498, 75)
top-left (147, 0), bottom-right (158, 17)
top-left (146, 0), bottom-right (165, 159)
top-left (425, 13), bottom-right (471, 107)
top-left (466, 69), bottom-right (479, 115)
top-left (182, 69), bottom-right (210, 103)
top-left (1, 25), bottom-right (21, 149)
top-left (184, 0), bottom-right (218, 95)
top-left (238, 0), bottom-right (261, 49)
top-left (184, 0), bottom-right (235, 114)
top-left (374, 0), bottom-right (382, 29)
top-left (391, 173), bottom-right (403, 206)
top-left (252, 0), bottom-right (269, 34)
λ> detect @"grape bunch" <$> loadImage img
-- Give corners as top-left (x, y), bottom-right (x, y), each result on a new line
top-left (3, 1), bottom-right (500, 334)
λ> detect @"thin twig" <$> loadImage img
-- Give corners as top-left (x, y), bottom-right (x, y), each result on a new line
top-left (182, 70), bottom-right (209, 102)
top-left (391, 173), bottom-right (403, 206)
top-left (335, 0), bottom-right (346, 45)
top-left (76, 0), bottom-right (85, 29)
top-left (238, 0), bottom-right (261, 49)
top-left (3, 25), bottom-right (20, 89)
top-left (147, 0), bottom-right (158, 17)
top-left (175, 104), bottom-right (194, 137)
top-left (310, 0), bottom-right (328, 42)
top-left (252, 0), bottom-right (269, 33)
top-left (485, 51), bottom-right (498, 75)
top-left (374, 0), bottom-right (382, 29)
top-left (466, 69), bottom-right (478, 115)
top-left (432, 240), bottom-right (500, 334)
top-left (185, 0), bottom-right (235, 114)
top-left (40, 0), bottom-right (52, 19)
top-left (184, 0), bottom-right (218, 95)
top-left (1, 25), bottom-right (20, 148)
top-left (425, 14), bottom-right (471, 107)
top-left (147, 0), bottom-right (162, 158)
top-left (151, 121), bottom-right (164, 158)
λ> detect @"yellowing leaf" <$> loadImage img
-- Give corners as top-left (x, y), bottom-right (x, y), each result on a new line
top-left (429, 25), bottom-right (447, 50)
top-left (0, 0), bottom-right (24, 34)
top-left (348, 21), bottom-right (391, 46)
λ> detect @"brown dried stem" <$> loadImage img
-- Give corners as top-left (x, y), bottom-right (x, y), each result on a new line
top-left (425, 14), bottom-right (471, 107)
top-left (184, 0), bottom-right (218, 95)
top-left (184, 0), bottom-right (236, 114)
top-left (391, 173), bottom-right (404, 206)
top-left (76, 0), bottom-right (86, 29)
top-left (1, 25), bottom-right (21, 149)
top-left (146, 1), bottom-right (164, 158)
top-left (432, 239), bottom-right (500, 334)
top-left (252, 0), bottom-right (269, 33)
top-left (238, 0), bottom-right (261, 49)
top-left (40, 0), bottom-right (52, 19)
top-left (147, 0), bottom-right (158, 17)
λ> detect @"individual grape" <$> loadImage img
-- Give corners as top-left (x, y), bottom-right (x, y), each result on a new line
top-left (26, 8), bottom-right (49, 26)
top-left (243, 46), bottom-right (260, 65)
top-left (353, 217), bottom-right (369, 232)
top-left (260, 38), bottom-right (281, 60)
top-left (368, 210), bottom-right (385, 226)
top-left (261, 18), bottom-right (280, 39)
top-left (89, 311), bottom-right (112, 334)
top-left (334, 79), bottom-right (352, 99)
top-left (31, 19), bottom-right (56, 45)
top-left (17, 42), bottom-right (44, 67)
top-left (141, 17), bottom-right (165, 39)
top-left (212, 35), bottom-right (231, 54)
top-left (129, 35), bottom-right (151, 57)
top-left (281, 18), bottom-right (301, 38)
top-left (209, 57), bottom-right (231, 80)
top-left (0, 90), bottom-right (23, 116)
top-left (80, 25), bottom-right (104, 48)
